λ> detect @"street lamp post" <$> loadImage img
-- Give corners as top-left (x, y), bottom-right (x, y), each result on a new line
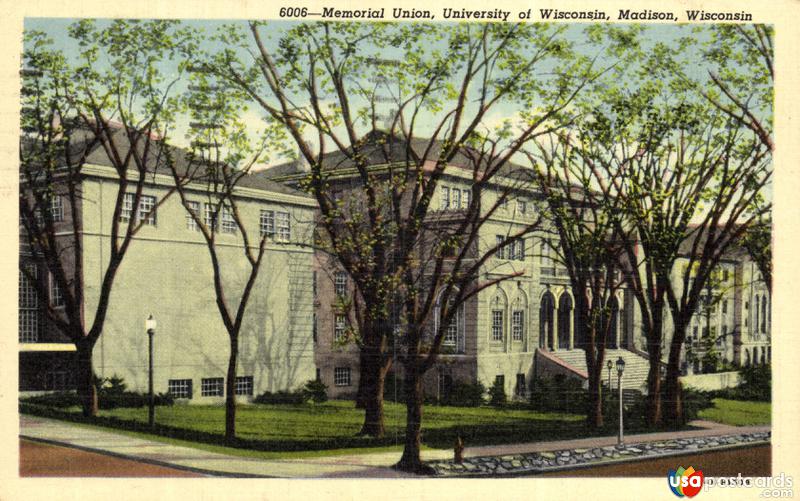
top-left (616, 356), bottom-right (626, 446)
top-left (146, 315), bottom-right (157, 429)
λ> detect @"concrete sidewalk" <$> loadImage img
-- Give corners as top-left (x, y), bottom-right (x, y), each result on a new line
top-left (19, 414), bottom-right (770, 478)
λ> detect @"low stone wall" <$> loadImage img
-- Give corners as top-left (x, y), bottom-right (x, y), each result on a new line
top-left (427, 431), bottom-right (770, 477)
top-left (680, 371), bottom-right (741, 391)
top-left (533, 350), bottom-right (588, 382)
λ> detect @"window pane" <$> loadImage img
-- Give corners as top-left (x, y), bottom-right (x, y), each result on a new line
top-left (221, 206), bottom-right (237, 233)
top-left (19, 264), bottom-right (39, 342)
top-left (234, 376), bottom-right (253, 396)
top-left (334, 272), bottom-right (348, 297)
top-left (334, 367), bottom-right (351, 386)
top-left (120, 193), bottom-right (134, 222)
top-left (260, 210), bottom-right (275, 236)
top-left (276, 211), bottom-right (291, 242)
top-left (441, 187), bottom-right (450, 210)
top-left (492, 310), bottom-right (504, 341)
top-left (186, 201), bottom-right (200, 230)
top-left (201, 377), bottom-right (224, 397)
top-left (334, 314), bottom-right (347, 342)
top-left (168, 379), bottom-right (193, 399)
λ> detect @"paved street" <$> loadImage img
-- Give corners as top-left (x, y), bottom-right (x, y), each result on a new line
top-left (19, 414), bottom-right (771, 478)
top-left (20, 439), bottom-right (204, 477)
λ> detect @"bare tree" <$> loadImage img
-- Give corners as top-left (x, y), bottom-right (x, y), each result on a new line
top-left (201, 21), bottom-right (622, 446)
top-left (165, 67), bottom-right (289, 443)
top-left (19, 21), bottom-right (188, 416)
top-left (525, 129), bottom-right (632, 429)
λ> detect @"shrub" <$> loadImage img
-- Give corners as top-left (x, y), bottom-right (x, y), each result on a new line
top-left (97, 374), bottom-right (173, 409)
top-left (21, 374), bottom-right (174, 409)
top-left (488, 378), bottom-right (507, 407)
top-left (680, 387), bottom-right (715, 423)
top-left (253, 389), bottom-right (307, 405)
top-left (442, 380), bottom-right (486, 407)
top-left (302, 379), bottom-right (328, 403)
top-left (21, 391), bottom-right (81, 408)
top-left (529, 374), bottom-right (586, 414)
top-left (736, 364), bottom-right (771, 401)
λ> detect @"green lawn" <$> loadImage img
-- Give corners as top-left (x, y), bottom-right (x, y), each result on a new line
top-left (698, 398), bottom-right (771, 426)
top-left (24, 397), bottom-right (767, 459)
top-left (23, 400), bottom-right (586, 457)
top-left (102, 401), bottom-right (587, 449)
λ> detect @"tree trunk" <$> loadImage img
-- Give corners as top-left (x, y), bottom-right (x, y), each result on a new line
top-left (358, 359), bottom-right (387, 437)
top-left (394, 366), bottom-right (434, 475)
top-left (225, 335), bottom-right (238, 444)
top-left (355, 349), bottom-right (374, 409)
top-left (76, 339), bottom-right (98, 417)
top-left (663, 316), bottom-right (689, 428)
top-left (586, 358), bottom-right (604, 429)
top-left (644, 336), bottom-right (662, 427)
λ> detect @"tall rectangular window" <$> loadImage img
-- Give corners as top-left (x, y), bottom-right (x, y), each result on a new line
top-left (516, 238), bottom-right (526, 261)
top-left (234, 376), bottom-right (254, 396)
top-left (512, 310), bottom-right (524, 341)
top-left (334, 314), bottom-right (347, 342)
top-left (722, 300), bottom-right (728, 314)
top-left (276, 211), bottom-right (291, 242)
top-left (137, 195), bottom-right (157, 226)
top-left (49, 272), bottom-right (64, 308)
top-left (518, 200), bottom-right (527, 215)
top-left (440, 187), bottom-right (450, 210)
top-left (204, 203), bottom-right (216, 230)
top-left (462, 189), bottom-right (471, 209)
top-left (451, 189), bottom-right (461, 209)
top-left (443, 317), bottom-right (458, 346)
top-left (220, 206), bottom-right (237, 233)
top-left (49, 196), bottom-right (64, 222)
top-left (492, 310), bottom-right (504, 342)
top-left (120, 193), bottom-right (134, 223)
top-left (168, 379), bottom-right (193, 399)
top-left (186, 201), bottom-right (200, 230)
top-left (201, 377), bottom-right (224, 397)
top-left (496, 235), bottom-right (505, 260)
top-left (312, 313), bottom-right (318, 343)
top-left (334, 367), bottom-right (351, 386)
top-left (19, 264), bottom-right (39, 343)
top-left (334, 271), bottom-right (348, 297)
top-left (260, 210), bottom-right (275, 237)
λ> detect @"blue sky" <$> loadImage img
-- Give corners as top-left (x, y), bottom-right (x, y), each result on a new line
top-left (22, 18), bottom-right (744, 168)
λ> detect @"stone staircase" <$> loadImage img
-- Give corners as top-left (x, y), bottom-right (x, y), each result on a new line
top-left (539, 348), bottom-right (651, 393)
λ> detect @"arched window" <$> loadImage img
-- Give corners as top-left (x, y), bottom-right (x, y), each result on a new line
top-left (435, 289), bottom-right (465, 353)
top-left (511, 293), bottom-right (528, 343)
top-left (760, 346), bottom-right (766, 365)
top-left (744, 349), bottom-right (751, 366)
top-left (761, 295), bottom-right (767, 333)
top-left (754, 296), bottom-right (760, 335)
top-left (490, 290), bottom-right (508, 344)
top-left (540, 292), bottom-right (555, 350)
top-left (557, 294), bottom-right (572, 350)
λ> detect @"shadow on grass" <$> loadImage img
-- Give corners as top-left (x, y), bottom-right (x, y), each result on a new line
top-left (21, 402), bottom-right (693, 454)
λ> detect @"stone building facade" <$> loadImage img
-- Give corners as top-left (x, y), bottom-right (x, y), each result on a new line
top-left (19, 137), bottom-right (317, 400)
